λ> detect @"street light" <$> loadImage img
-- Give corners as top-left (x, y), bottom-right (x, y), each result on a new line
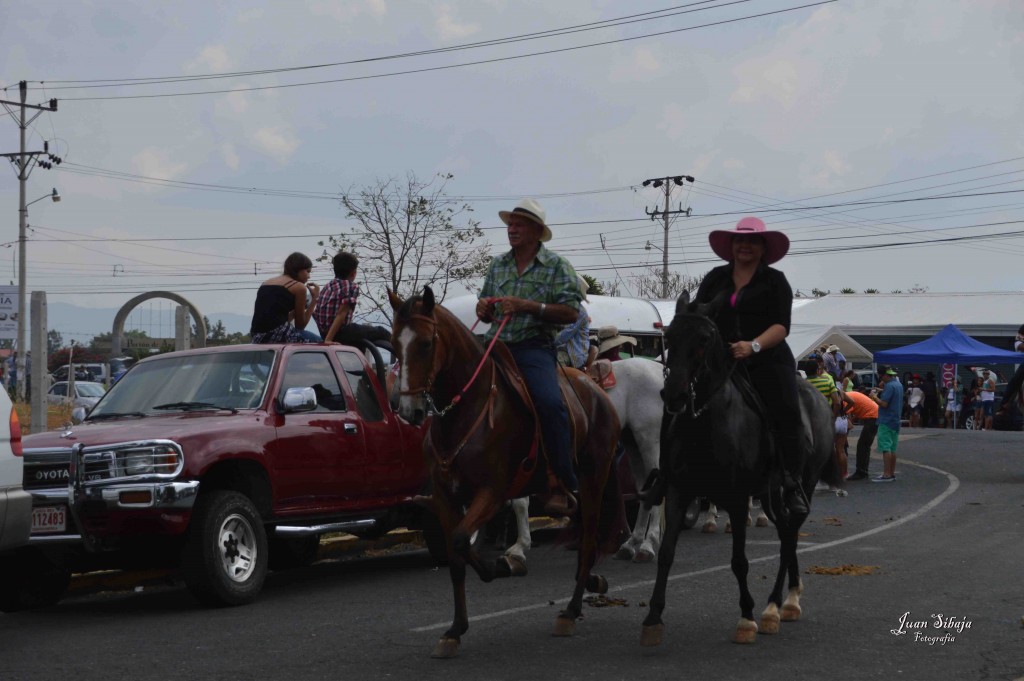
top-left (15, 187), bottom-right (61, 401)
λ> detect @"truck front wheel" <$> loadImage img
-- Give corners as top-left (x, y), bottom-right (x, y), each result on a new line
top-left (182, 490), bottom-right (268, 607)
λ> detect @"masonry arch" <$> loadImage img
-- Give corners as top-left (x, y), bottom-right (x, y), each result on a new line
top-left (111, 291), bottom-right (207, 357)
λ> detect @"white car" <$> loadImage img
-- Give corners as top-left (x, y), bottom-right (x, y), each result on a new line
top-left (47, 381), bottom-right (106, 410)
top-left (0, 388), bottom-right (31, 551)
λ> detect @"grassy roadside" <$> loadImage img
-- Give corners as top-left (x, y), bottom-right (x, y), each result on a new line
top-left (13, 400), bottom-right (77, 434)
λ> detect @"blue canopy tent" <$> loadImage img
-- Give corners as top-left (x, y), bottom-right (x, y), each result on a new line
top-left (873, 324), bottom-right (1021, 427)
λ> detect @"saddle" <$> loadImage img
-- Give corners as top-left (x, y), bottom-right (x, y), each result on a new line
top-left (489, 341), bottom-right (585, 501)
top-left (586, 359), bottom-right (617, 390)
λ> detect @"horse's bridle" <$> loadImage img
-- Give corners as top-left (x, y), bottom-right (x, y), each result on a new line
top-left (397, 311), bottom-right (511, 418)
top-left (664, 313), bottom-right (737, 419)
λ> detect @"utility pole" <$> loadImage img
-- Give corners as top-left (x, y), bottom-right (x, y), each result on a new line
top-left (1, 81), bottom-right (60, 401)
top-left (642, 174), bottom-right (694, 299)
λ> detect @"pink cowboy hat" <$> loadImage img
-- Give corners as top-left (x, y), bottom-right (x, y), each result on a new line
top-left (708, 216), bottom-right (790, 265)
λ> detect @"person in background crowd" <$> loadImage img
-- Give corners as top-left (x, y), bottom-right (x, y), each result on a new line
top-left (555, 275), bottom-right (592, 370)
top-left (595, 327), bottom-right (637, 362)
top-left (825, 344), bottom-right (846, 381)
top-left (869, 368), bottom-right (903, 482)
top-left (841, 369), bottom-right (856, 394)
top-left (250, 252), bottom-right (320, 344)
top-left (821, 344), bottom-right (840, 380)
top-left (979, 369), bottom-right (997, 431)
top-left (808, 359), bottom-right (841, 415)
top-left (969, 377), bottom-right (983, 430)
top-left (843, 388), bottom-right (879, 480)
top-left (945, 379), bottom-right (963, 429)
top-left (922, 371), bottom-right (939, 427)
top-left (907, 377), bottom-right (924, 428)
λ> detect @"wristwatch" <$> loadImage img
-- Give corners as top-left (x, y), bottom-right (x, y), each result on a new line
top-left (751, 340), bottom-right (761, 354)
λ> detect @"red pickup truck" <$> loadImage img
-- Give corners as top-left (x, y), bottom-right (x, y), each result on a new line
top-left (1, 342), bottom-right (436, 609)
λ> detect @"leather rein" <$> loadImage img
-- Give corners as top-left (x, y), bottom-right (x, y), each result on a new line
top-left (665, 314), bottom-right (738, 419)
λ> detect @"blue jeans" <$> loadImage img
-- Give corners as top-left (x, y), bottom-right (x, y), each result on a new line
top-left (507, 338), bottom-right (578, 491)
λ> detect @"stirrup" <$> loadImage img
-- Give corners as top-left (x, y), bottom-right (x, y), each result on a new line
top-left (637, 469), bottom-right (666, 509)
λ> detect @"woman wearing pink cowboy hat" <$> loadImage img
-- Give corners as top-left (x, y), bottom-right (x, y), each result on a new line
top-left (642, 216), bottom-right (809, 517)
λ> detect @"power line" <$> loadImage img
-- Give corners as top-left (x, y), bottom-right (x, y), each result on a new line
top-left (57, 2), bottom-right (836, 101)
top-left (31, 1), bottom-right (741, 89)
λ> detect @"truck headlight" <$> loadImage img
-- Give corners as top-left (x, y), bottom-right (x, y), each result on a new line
top-left (122, 445), bottom-right (180, 476)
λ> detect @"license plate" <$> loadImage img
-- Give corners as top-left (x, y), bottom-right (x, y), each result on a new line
top-left (32, 505), bottom-right (67, 534)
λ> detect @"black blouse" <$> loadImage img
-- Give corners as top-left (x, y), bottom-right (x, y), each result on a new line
top-left (695, 262), bottom-right (793, 351)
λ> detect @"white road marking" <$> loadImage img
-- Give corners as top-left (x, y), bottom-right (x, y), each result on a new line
top-left (411, 457), bottom-right (959, 632)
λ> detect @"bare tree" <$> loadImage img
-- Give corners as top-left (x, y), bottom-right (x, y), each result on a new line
top-left (318, 173), bottom-right (492, 324)
top-left (631, 266), bottom-right (705, 300)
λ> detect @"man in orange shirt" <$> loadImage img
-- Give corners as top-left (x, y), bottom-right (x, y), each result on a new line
top-left (843, 389), bottom-right (879, 481)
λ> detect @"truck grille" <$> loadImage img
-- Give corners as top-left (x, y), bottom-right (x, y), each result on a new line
top-left (24, 440), bottom-right (184, 489)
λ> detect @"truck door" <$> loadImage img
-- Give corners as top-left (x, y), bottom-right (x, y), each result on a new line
top-left (334, 350), bottom-right (415, 499)
top-left (269, 350), bottom-right (367, 513)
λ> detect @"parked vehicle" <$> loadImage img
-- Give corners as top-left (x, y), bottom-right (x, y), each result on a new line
top-left (46, 381), bottom-right (106, 410)
top-left (51, 363), bottom-right (104, 383)
top-left (0, 389), bottom-right (30, 552)
top-left (4, 342), bottom-right (433, 611)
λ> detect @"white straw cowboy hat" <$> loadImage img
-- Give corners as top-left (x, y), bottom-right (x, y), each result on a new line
top-left (594, 325), bottom-right (637, 355)
top-left (499, 198), bottom-right (552, 243)
top-left (708, 216), bottom-right (790, 265)
top-left (827, 344), bottom-right (841, 353)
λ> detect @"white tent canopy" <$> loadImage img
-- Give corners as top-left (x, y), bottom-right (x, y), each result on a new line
top-left (787, 324), bottom-right (873, 364)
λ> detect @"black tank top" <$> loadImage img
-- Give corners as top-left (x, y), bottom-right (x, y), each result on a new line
top-left (250, 283), bottom-right (298, 334)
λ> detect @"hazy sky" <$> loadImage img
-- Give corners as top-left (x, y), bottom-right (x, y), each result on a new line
top-left (2, 0), bottom-right (1023, 341)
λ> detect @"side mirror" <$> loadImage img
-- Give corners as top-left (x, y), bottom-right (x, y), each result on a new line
top-left (281, 387), bottom-right (318, 413)
top-left (71, 407), bottom-right (86, 425)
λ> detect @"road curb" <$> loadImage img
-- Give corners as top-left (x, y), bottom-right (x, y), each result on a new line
top-left (66, 529), bottom-right (425, 598)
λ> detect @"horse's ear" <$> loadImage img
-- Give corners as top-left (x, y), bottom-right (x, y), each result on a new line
top-left (697, 290), bottom-right (729, 318)
top-left (675, 289), bottom-right (691, 316)
top-left (422, 285), bottom-right (436, 314)
top-left (387, 288), bottom-right (404, 312)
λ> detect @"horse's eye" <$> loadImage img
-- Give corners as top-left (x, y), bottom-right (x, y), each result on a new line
top-left (417, 339), bottom-right (432, 352)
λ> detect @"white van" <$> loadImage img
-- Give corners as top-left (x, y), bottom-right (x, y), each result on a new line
top-left (0, 388), bottom-right (30, 550)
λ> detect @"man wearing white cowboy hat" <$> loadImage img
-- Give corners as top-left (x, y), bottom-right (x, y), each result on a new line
top-left (640, 216), bottom-right (810, 518)
top-left (476, 198), bottom-right (583, 515)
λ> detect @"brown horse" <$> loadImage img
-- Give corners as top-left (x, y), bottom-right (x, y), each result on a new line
top-left (389, 287), bottom-right (625, 659)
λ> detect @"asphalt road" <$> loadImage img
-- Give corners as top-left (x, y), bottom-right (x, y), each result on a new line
top-left (2, 428), bottom-right (1023, 681)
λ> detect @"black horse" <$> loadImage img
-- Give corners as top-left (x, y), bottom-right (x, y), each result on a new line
top-left (641, 291), bottom-right (838, 646)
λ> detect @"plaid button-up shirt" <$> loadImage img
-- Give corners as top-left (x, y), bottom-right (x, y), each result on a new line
top-left (313, 278), bottom-right (360, 338)
top-left (479, 245), bottom-right (581, 344)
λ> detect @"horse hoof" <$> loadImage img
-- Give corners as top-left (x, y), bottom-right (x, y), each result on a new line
top-left (640, 624), bottom-right (664, 647)
top-left (586, 574), bottom-right (608, 594)
top-left (430, 637), bottom-right (460, 659)
top-left (615, 545), bottom-right (635, 561)
top-left (781, 603), bottom-right (802, 621)
top-left (756, 515), bottom-right (769, 527)
top-left (634, 548), bottom-right (655, 564)
top-left (701, 521), bottom-right (717, 534)
top-left (505, 555), bottom-right (528, 577)
top-left (760, 611), bottom-right (781, 635)
top-left (553, 616), bottom-right (577, 637)
top-left (494, 557), bottom-right (512, 578)
top-left (733, 619), bottom-right (758, 644)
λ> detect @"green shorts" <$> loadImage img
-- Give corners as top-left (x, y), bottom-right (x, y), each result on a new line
top-left (877, 423), bottom-right (900, 453)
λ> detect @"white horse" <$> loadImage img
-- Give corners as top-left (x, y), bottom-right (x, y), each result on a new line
top-left (495, 358), bottom-right (665, 573)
